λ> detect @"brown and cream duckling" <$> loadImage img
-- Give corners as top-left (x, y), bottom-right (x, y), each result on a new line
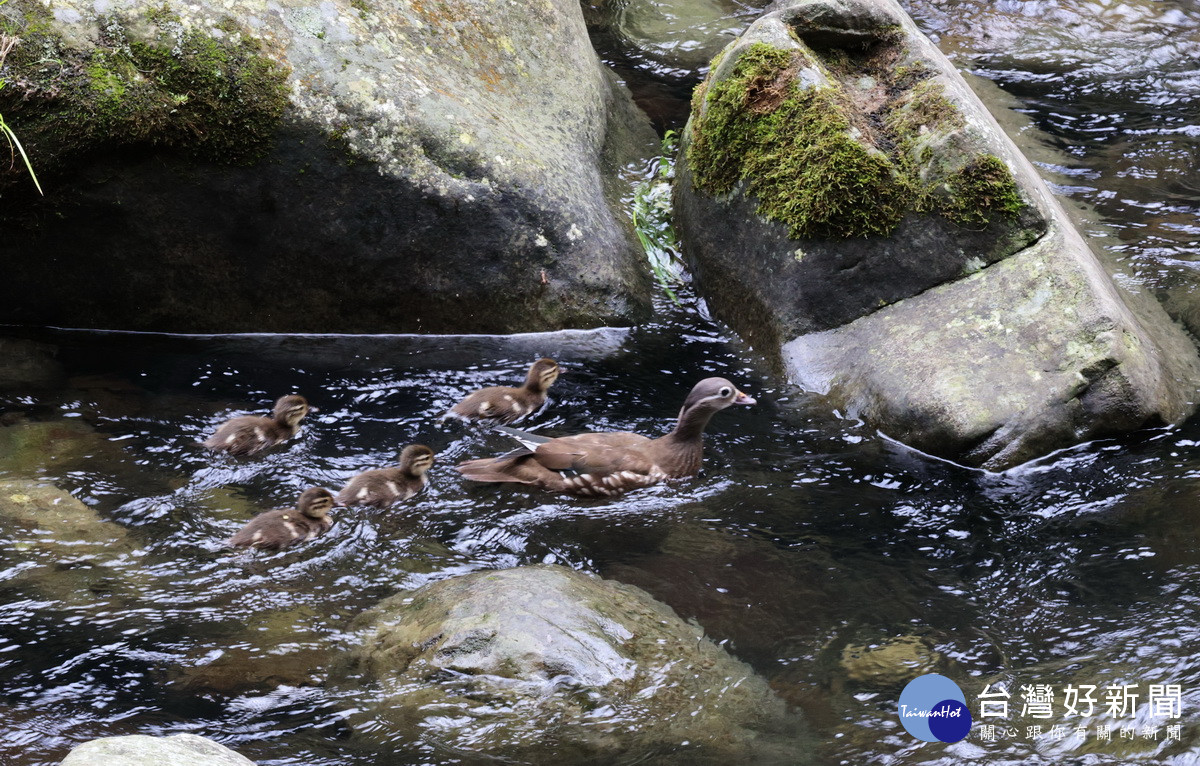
top-left (228, 487), bottom-right (336, 551)
top-left (444, 358), bottom-right (560, 425)
top-left (203, 394), bottom-right (313, 456)
top-left (335, 444), bottom-right (436, 508)
top-left (456, 377), bottom-right (755, 497)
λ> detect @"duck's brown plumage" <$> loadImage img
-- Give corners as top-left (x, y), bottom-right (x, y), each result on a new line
top-left (203, 394), bottom-right (313, 456)
top-left (228, 487), bottom-right (335, 551)
top-left (445, 358), bottom-right (559, 425)
top-left (335, 444), bottom-right (435, 508)
top-left (456, 377), bottom-right (755, 497)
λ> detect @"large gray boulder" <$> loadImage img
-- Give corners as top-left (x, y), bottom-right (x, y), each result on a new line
top-left (60, 734), bottom-right (254, 765)
top-left (674, 0), bottom-right (1200, 469)
top-left (336, 564), bottom-right (807, 764)
top-left (0, 0), bottom-right (655, 333)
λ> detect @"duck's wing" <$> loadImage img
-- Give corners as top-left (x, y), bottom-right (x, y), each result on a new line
top-left (456, 453), bottom-right (565, 488)
top-left (532, 433), bottom-right (656, 475)
top-left (447, 386), bottom-right (530, 423)
top-left (228, 509), bottom-right (286, 549)
top-left (204, 416), bottom-right (273, 456)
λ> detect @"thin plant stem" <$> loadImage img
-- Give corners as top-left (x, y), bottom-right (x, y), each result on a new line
top-left (0, 34), bottom-right (43, 195)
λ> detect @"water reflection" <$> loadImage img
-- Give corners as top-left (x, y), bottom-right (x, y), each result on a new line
top-left (4, 285), bottom-right (1200, 763)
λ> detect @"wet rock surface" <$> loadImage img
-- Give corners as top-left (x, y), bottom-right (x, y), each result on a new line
top-left (337, 564), bottom-right (809, 764)
top-left (675, 0), bottom-right (1200, 470)
top-left (0, 0), bottom-right (656, 333)
top-left (60, 734), bottom-right (256, 766)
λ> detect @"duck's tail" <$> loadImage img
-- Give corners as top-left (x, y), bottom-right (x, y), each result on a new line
top-left (456, 455), bottom-right (542, 485)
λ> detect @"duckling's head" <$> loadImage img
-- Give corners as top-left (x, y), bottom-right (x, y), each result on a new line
top-left (273, 394), bottom-right (312, 427)
top-left (526, 358), bottom-right (561, 392)
top-left (296, 487), bottom-right (336, 519)
top-left (679, 377), bottom-right (756, 419)
top-left (399, 444), bottom-right (436, 476)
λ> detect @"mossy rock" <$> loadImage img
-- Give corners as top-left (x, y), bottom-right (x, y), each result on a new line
top-left (687, 43), bottom-right (1022, 239)
top-left (675, 0), bottom-right (1200, 469)
top-left (676, 0), bottom-right (1045, 348)
top-left (0, 0), bottom-right (656, 333)
top-left (0, 479), bottom-right (134, 550)
top-left (0, 6), bottom-right (289, 169)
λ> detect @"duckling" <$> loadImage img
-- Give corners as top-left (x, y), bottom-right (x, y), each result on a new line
top-left (228, 487), bottom-right (335, 551)
top-left (456, 377), bottom-right (755, 497)
top-left (444, 358), bottom-right (560, 425)
top-left (203, 394), bottom-right (313, 456)
top-left (335, 444), bottom-right (436, 508)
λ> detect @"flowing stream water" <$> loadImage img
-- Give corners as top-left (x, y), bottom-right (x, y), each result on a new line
top-left (3, 0), bottom-right (1200, 764)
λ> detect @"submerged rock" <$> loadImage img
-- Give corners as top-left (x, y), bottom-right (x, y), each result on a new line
top-left (675, 0), bottom-right (1200, 470)
top-left (60, 734), bottom-right (255, 766)
top-left (838, 635), bottom-right (941, 688)
top-left (0, 418), bottom-right (124, 477)
top-left (337, 564), bottom-right (808, 764)
top-left (0, 338), bottom-right (64, 390)
top-left (0, 479), bottom-right (145, 606)
top-left (0, 0), bottom-right (656, 333)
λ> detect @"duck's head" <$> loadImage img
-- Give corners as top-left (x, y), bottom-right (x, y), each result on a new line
top-left (399, 444), bottom-right (436, 476)
top-left (679, 377), bottom-right (756, 420)
top-left (526, 358), bottom-right (561, 392)
top-left (273, 394), bottom-right (312, 427)
top-left (297, 487), bottom-right (336, 519)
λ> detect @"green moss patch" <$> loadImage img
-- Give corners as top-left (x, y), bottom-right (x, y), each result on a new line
top-left (941, 155), bottom-right (1024, 226)
top-left (885, 80), bottom-right (962, 140)
top-left (688, 44), bottom-right (904, 239)
top-left (0, 7), bottom-right (290, 176)
top-left (686, 41), bottom-right (1024, 239)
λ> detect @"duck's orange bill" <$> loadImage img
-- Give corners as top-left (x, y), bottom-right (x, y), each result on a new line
top-left (734, 390), bottom-right (756, 405)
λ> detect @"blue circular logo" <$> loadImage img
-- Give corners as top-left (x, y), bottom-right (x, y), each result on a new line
top-left (897, 674), bottom-right (972, 742)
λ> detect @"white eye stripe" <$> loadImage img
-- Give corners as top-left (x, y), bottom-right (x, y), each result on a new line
top-left (719, 387), bottom-right (732, 397)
